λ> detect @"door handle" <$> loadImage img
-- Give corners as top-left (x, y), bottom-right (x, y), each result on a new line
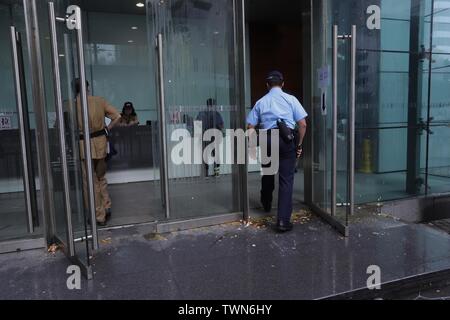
top-left (332, 25), bottom-right (356, 220)
top-left (349, 25), bottom-right (356, 218)
top-left (332, 25), bottom-right (338, 218)
top-left (10, 26), bottom-right (39, 234)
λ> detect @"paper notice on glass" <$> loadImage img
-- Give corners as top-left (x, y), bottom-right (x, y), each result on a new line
top-left (0, 116), bottom-right (12, 130)
top-left (318, 66), bottom-right (331, 89)
top-left (47, 112), bottom-right (57, 128)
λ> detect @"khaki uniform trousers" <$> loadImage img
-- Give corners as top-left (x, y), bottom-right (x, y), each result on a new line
top-left (82, 158), bottom-right (112, 223)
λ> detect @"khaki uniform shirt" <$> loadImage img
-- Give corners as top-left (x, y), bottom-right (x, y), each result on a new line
top-left (76, 95), bottom-right (121, 160)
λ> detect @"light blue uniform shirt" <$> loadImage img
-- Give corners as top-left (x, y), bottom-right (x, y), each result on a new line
top-left (246, 87), bottom-right (308, 130)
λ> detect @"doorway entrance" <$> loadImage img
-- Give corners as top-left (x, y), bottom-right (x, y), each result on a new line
top-left (245, 0), bottom-right (307, 211)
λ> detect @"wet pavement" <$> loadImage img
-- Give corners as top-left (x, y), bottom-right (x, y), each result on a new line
top-left (396, 282), bottom-right (450, 300)
top-left (1, 207), bottom-right (450, 300)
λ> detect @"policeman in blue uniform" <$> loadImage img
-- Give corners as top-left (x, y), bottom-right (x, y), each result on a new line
top-left (247, 71), bottom-right (308, 232)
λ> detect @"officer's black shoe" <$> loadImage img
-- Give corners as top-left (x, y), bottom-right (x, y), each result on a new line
top-left (276, 221), bottom-right (293, 233)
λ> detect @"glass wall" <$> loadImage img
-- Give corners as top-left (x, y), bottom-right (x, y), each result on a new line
top-left (312, 0), bottom-right (450, 217)
top-left (352, 0), bottom-right (425, 203)
top-left (426, 0), bottom-right (450, 194)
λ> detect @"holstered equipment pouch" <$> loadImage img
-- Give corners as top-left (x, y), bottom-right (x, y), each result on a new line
top-left (277, 119), bottom-right (295, 144)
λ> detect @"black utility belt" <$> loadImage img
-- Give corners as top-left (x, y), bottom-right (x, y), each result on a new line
top-left (266, 128), bottom-right (295, 133)
top-left (79, 129), bottom-right (107, 140)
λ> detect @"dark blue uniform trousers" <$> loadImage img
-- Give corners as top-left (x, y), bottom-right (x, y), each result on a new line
top-left (261, 133), bottom-right (297, 224)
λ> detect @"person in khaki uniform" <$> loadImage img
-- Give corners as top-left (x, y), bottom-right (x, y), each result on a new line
top-left (75, 80), bottom-right (121, 226)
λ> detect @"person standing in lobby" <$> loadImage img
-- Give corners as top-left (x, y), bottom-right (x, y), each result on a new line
top-left (118, 102), bottom-right (140, 127)
top-left (75, 79), bottom-right (121, 226)
top-left (196, 98), bottom-right (225, 178)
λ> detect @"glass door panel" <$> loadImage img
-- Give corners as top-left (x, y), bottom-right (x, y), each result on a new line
top-left (36, 0), bottom-right (94, 277)
top-left (335, 34), bottom-right (351, 224)
top-left (0, 0), bottom-right (42, 244)
top-left (426, 1), bottom-right (450, 194)
top-left (77, 0), bottom-right (164, 227)
top-left (311, 0), bottom-right (357, 235)
top-left (311, 0), bottom-right (435, 235)
top-left (150, 0), bottom-right (241, 221)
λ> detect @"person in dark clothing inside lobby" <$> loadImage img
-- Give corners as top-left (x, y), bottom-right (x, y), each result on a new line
top-left (247, 71), bottom-right (308, 232)
top-left (196, 98), bottom-right (225, 178)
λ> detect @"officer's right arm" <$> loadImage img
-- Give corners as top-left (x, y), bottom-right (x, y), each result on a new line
top-left (246, 103), bottom-right (260, 129)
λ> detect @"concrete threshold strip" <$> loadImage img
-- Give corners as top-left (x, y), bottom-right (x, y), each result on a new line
top-left (319, 268), bottom-right (450, 300)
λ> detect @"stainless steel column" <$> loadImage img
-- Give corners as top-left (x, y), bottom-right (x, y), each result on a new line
top-left (331, 25), bottom-right (338, 218)
top-left (48, 2), bottom-right (75, 256)
top-left (233, 0), bottom-right (249, 220)
top-left (332, 25), bottom-right (356, 221)
top-left (348, 25), bottom-right (356, 218)
top-left (156, 33), bottom-right (170, 219)
top-left (10, 27), bottom-right (38, 234)
top-left (24, 0), bottom-right (56, 245)
top-left (74, 8), bottom-right (99, 250)
top-left (64, 33), bottom-right (83, 223)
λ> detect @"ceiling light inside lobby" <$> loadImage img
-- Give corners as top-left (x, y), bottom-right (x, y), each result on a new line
top-left (136, 2), bottom-right (145, 7)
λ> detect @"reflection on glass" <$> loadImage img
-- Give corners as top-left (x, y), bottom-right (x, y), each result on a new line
top-left (150, 0), bottom-right (239, 220)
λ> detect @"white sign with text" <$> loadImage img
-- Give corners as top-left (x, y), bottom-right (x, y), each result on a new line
top-left (0, 116), bottom-right (12, 130)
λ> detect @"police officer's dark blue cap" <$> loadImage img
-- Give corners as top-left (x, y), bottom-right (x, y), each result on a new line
top-left (266, 71), bottom-right (284, 82)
